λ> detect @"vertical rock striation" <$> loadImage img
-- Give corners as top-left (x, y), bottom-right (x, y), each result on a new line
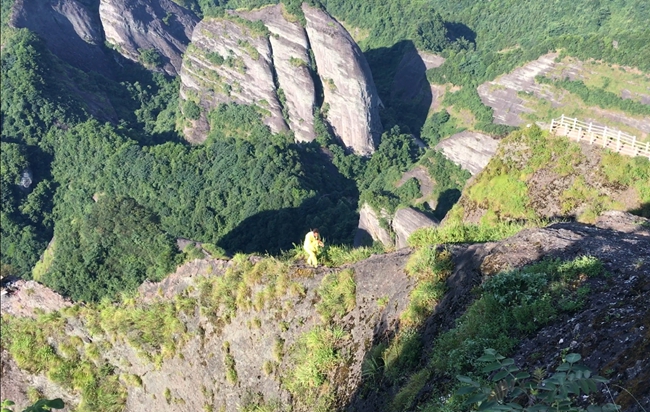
top-left (179, 17), bottom-right (288, 143)
top-left (238, 5), bottom-right (317, 142)
top-left (302, 4), bottom-right (383, 155)
top-left (99, 0), bottom-right (198, 76)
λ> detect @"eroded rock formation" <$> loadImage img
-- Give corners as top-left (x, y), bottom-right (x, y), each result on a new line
top-left (100, 0), bottom-right (198, 75)
top-left (10, 0), bottom-right (111, 74)
top-left (392, 207), bottom-right (438, 249)
top-left (355, 203), bottom-right (392, 247)
top-left (303, 4), bottom-right (382, 155)
top-left (238, 5), bottom-right (317, 142)
top-left (179, 4), bottom-right (383, 148)
top-left (179, 17), bottom-right (287, 143)
top-left (435, 130), bottom-right (499, 175)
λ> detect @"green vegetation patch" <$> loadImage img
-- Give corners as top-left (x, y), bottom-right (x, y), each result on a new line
top-left (2, 313), bottom-right (127, 411)
top-left (316, 269), bottom-right (356, 323)
top-left (284, 325), bottom-right (348, 411)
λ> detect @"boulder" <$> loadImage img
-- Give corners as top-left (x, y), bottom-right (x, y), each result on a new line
top-left (435, 130), bottom-right (499, 175)
top-left (99, 0), bottom-right (198, 75)
top-left (355, 203), bottom-right (392, 247)
top-left (391, 207), bottom-right (438, 249)
top-left (303, 4), bottom-right (382, 155)
top-left (239, 4), bottom-right (317, 142)
top-left (179, 17), bottom-right (288, 143)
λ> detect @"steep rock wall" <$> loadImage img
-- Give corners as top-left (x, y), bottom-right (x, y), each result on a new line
top-left (179, 17), bottom-right (288, 143)
top-left (391, 207), bottom-right (439, 249)
top-left (99, 0), bottom-right (198, 75)
top-left (10, 0), bottom-right (111, 74)
top-left (238, 5), bottom-right (317, 142)
top-left (435, 130), bottom-right (499, 175)
top-left (303, 4), bottom-right (383, 155)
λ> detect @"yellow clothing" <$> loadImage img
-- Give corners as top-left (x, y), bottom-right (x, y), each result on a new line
top-left (304, 231), bottom-right (322, 267)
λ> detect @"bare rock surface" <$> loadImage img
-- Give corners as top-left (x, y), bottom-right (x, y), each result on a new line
top-left (1, 279), bottom-right (71, 318)
top-left (303, 4), bottom-right (382, 155)
top-left (10, 0), bottom-right (112, 74)
top-left (435, 130), bottom-right (499, 175)
top-left (397, 165), bottom-right (435, 209)
top-left (355, 203), bottom-right (392, 247)
top-left (391, 207), bottom-right (438, 249)
top-left (239, 4), bottom-right (317, 142)
top-left (478, 53), bottom-right (559, 126)
top-left (179, 17), bottom-right (288, 143)
top-left (100, 0), bottom-right (198, 75)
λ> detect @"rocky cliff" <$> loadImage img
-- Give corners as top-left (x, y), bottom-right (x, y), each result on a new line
top-left (435, 130), bottom-right (499, 175)
top-left (179, 16), bottom-right (288, 143)
top-left (238, 4), bottom-right (317, 143)
top-left (179, 4), bottom-right (383, 150)
top-left (354, 203), bottom-right (438, 249)
top-left (10, 0), bottom-right (111, 74)
top-left (99, 0), bottom-right (199, 76)
top-left (2, 212), bottom-right (649, 411)
top-left (303, 4), bottom-right (383, 155)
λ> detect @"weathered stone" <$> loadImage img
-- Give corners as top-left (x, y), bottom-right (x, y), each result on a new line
top-left (10, 0), bottom-right (111, 74)
top-left (100, 0), bottom-right (198, 75)
top-left (239, 5), bottom-right (317, 142)
top-left (355, 203), bottom-right (392, 247)
top-left (392, 207), bottom-right (438, 249)
top-left (303, 4), bottom-right (382, 155)
top-left (179, 17), bottom-right (288, 143)
top-left (435, 130), bottom-right (499, 175)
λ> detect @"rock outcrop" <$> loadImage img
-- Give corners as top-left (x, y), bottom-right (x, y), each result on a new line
top-left (180, 4), bottom-right (383, 149)
top-left (10, 0), bottom-right (112, 74)
top-left (99, 0), bottom-right (198, 75)
top-left (179, 16), bottom-right (288, 143)
top-left (303, 4), bottom-right (382, 155)
top-left (238, 5), bottom-right (317, 142)
top-left (435, 130), bottom-right (499, 175)
top-left (355, 203), bottom-right (392, 247)
top-left (392, 207), bottom-right (439, 249)
top-left (4, 213), bottom-right (649, 411)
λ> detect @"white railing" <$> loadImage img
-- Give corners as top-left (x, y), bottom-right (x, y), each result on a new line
top-left (549, 114), bottom-right (650, 159)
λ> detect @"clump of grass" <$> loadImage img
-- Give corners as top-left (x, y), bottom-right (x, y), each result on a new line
top-left (164, 388), bottom-right (172, 404)
top-left (284, 326), bottom-right (348, 411)
top-left (430, 255), bottom-right (604, 375)
top-left (273, 337), bottom-right (284, 362)
top-left (377, 295), bottom-right (390, 309)
top-left (316, 269), bottom-right (356, 323)
top-left (321, 243), bottom-right (386, 267)
top-left (222, 341), bottom-right (238, 384)
top-left (408, 221), bottom-right (528, 248)
top-left (262, 360), bottom-right (275, 376)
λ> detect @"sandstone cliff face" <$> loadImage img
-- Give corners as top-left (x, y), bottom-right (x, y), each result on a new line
top-left (10, 0), bottom-right (111, 74)
top-left (180, 4), bottom-right (383, 148)
top-left (238, 5), bottom-right (317, 143)
top-left (355, 203), bottom-right (393, 247)
top-left (303, 4), bottom-right (383, 155)
top-left (179, 17), bottom-right (288, 143)
top-left (391, 207), bottom-right (438, 249)
top-left (99, 0), bottom-right (198, 75)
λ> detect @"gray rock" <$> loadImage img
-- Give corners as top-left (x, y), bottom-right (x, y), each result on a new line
top-left (392, 207), bottom-right (438, 249)
top-left (435, 130), bottom-right (499, 175)
top-left (179, 17), bottom-right (288, 143)
top-left (303, 4), bottom-right (382, 155)
top-left (10, 0), bottom-right (112, 74)
top-left (100, 0), bottom-right (198, 75)
top-left (355, 203), bottom-right (392, 247)
top-left (238, 5), bottom-right (317, 143)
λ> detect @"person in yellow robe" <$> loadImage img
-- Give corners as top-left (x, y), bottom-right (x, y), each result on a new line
top-left (303, 229), bottom-right (324, 267)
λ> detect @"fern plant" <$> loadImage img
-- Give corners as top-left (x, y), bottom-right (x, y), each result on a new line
top-left (456, 349), bottom-right (620, 411)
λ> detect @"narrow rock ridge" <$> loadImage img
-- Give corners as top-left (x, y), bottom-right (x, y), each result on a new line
top-left (179, 17), bottom-right (289, 143)
top-left (238, 4), bottom-right (317, 142)
top-left (302, 4), bottom-right (383, 155)
top-left (99, 0), bottom-right (198, 76)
